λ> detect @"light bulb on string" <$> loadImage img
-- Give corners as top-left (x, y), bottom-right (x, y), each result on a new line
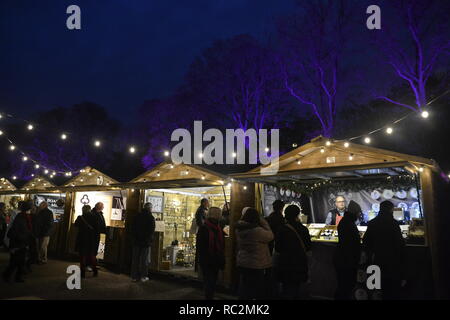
top-left (0, 130), bottom-right (3, 136)
top-left (35, 164), bottom-right (40, 169)
top-left (320, 147), bottom-right (325, 153)
top-left (27, 124), bottom-right (34, 131)
top-left (421, 110), bottom-right (429, 119)
top-left (344, 142), bottom-right (349, 148)
top-left (9, 145), bottom-right (15, 151)
top-left (44, 169), bottom-right (49, 174)
top-left (129, 146), bottom-right (136, 154)
top-left (61, 133), bottom-right (67, 140)
top-left (94, 140), bottom-right (101, 147)
top-left (264, 147), bottom-right (269, 152)
top-left (164, 150), bottom-right (170, 157)
top-left (325, 140), bottom-right (331, 146)
top-left (349, 154), bottom-right (354, 161)
top-left (386, 127), bottom-right (393, 134)
top-left (232, 152), bottom-right (237, 158)
top-left (364, 137), bottom-right (371, 144)
top-left (22, 156), bottom-right (28, 161)
top-left (12, 176), bottom-right (17, 180)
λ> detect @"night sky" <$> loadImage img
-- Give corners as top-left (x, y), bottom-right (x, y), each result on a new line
top-left (0, 0), bottom-right (296, 122)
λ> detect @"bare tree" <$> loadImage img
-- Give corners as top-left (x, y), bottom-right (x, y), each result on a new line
top-left (374, 0), bottom-right (450, 111)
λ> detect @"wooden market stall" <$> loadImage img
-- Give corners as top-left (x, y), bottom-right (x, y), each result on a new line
top-left (0, 176), bottom-right (68, 256)
top-left (230, 136), bottom-right (449, 299)
top-left (116, 161), bottom-right (233, 283)
top-left (46, 166), bottom-right (126, 267)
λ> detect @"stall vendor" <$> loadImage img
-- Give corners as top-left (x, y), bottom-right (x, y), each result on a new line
top-left (325, 196), bottom-right (360, 226)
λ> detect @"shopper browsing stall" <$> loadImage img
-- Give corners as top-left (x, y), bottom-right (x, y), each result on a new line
top-left (130, 202), bottom-right (155, 282)
top-left (196, 207), bottom-right (225, 299)
top-left (333, 200), bottom-right (362, 300)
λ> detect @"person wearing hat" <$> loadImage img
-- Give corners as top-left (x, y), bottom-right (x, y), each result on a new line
top-left (2, 200), bottom-right (34, 283)
top-left (274, 205), bottom-right (312, 299)
top-left (333, 200), bottom-right (362, 300)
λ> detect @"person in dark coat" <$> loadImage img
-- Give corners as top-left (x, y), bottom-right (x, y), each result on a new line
top-left (275, 205), bottom-right (311, 299)
top-left (92, 202), bottom-right (106, 258)
top-left (195, 198), bottom-right (209, 230)
top-left (0, 202), bottom-right (7, 248)
top-left (333, 200), bottom-right (362, 300)
top-left (266, 199), bottom-right (285, 255)
top-left (75, 205), bottom-right (98, 278)
top-left (363, 200), bottom-right (406, 300)
top-left (36, 201), bottom-right (54, 264)
top-left (197, 207), bottom-right (225, 299)
top-left (194, 198), bottom-right (209, 272)
top-left (2, 201), bottom-right (34, 282)
top-left (130, 202), bottom-right (155, 282)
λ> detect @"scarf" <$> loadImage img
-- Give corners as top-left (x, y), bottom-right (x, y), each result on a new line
top-left (205, 219), bottom-right (224, 255)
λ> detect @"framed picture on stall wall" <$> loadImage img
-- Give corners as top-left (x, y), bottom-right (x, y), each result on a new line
top-left (146, 195), bottom-right (164, 213)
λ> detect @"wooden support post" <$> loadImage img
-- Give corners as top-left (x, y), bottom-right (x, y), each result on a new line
top-left (225, 182), bottom-right (256, 290)
top-left (420, 168), bottom-right (450, 299)
top-left (120, 188), bottom-right (142, 274)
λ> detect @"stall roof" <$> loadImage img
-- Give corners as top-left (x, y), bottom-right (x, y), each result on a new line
top-left (116, 161), bottom-right (229, 189)
top-left (20, 176), bottom-right (56, 193)
top-left (231, 136), bottom-right (439, 183)
top-left (0, 178), bottom-right (17, 193)
top-left (46, 166), bottom-right (120, 192)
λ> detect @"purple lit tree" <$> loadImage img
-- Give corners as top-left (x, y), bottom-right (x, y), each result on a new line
top-left (374, 0), bottom-right (450, 111)
top-left (277, 0), bottom-right (357, 138)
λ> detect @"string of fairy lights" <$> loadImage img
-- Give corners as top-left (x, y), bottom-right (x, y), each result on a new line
top-left (290, 89), bottom-right (450, 180)
top-left (1, 89), bottom-right (449, 182)
top-left (0, 111), bottom-right (139, 181)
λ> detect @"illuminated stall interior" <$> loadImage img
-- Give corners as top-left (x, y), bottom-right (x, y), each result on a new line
top-left (127, 162), bottom-right (231, 276)
top-left (20, 176), bottom-right (67, 221)
top-left (62, 167), bottom-right (125, 260)
top-left (0, 177), bottom-right (24, 221)
top-left (233, 136), bottom-right (437, 245)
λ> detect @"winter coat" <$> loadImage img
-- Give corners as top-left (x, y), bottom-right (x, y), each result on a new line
top-left (334, 214), bottom-right (361, 269)
top-left (75, 212), bottom-right (98, 256)
top-left (275, 220), bottom-right (311, 283)
top-left (36, 208), bottom-right (54, 237)
top-left (363, 213), bottom-right (406, 280)
top-left (266, 211), bottom-right (285, 254)
top-left (7, 212), bottom-right (33, 249)
top-left (197, 218), bottom-right (225, 270)
top-left (131, 209), bottom-right (155, 247)
top-left (235, 218), bottom-right (274, 269)
top-left (92, 209), bottom-right (107, 253)
top-left (0, 213), bottom-right (6, 245)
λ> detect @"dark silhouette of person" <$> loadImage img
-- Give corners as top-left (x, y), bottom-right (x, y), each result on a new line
top-left (333, 200), bottom-right (362, 300)
top-left (75, 205), bottom-right (99, 278)
top-left (275, 205), bottom-right (312, 299)
top-left (265, 199), bottom-right (286, 299)
top-left (2, 201), bottom-right (33, 283)
top-left (266, 199), bottom-right (285, 255)
top-left (363, 200), bottom-right (406, 300)
top-left (196, 207), bottom-right (225, 299)
top-left (130, 202), bottom-right (155, 282)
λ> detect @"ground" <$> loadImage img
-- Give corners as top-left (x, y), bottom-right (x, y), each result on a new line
top-left (0, 252), bottom-right (235, 300)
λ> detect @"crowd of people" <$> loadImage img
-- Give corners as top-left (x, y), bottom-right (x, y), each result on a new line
top-left (1, 200), bottom-right (55, 283)
top-left (193, 197), bottom-right (406, 300)
top-left (1, 195), bottom-right (407, 301)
